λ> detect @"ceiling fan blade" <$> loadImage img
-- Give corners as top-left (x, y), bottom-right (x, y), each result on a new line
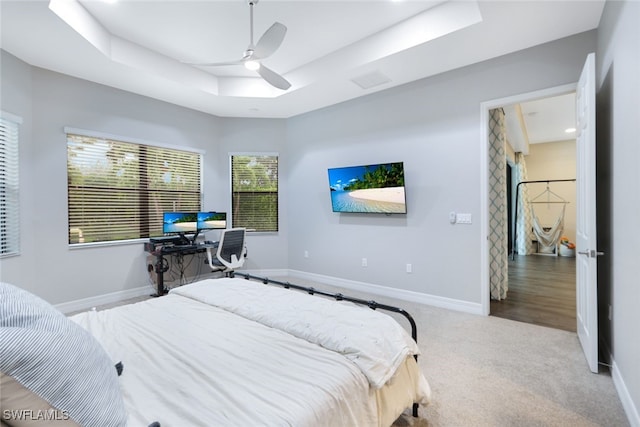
top-left (253, 22), bottom-right (287, 59)
top-left (257, 64), bottom-right (291, 90)
top-left (185, 59), bottom-right (245, 67)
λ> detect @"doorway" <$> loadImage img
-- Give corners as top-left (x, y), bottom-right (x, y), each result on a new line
top-left (484, 89), bottom-right (578, 332)
top-left (481, 55), bottom-right (598, 372)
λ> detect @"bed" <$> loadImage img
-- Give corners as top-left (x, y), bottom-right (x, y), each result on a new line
top-left (1, 276), bottom-right (431, 427)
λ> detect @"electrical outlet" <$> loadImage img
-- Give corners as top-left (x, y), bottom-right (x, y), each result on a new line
top-left (304, 250), bottom-right (309, 258)
top-left (361, 258), bottom-right (368, 267)
top-left (406, 263), bottom-right (412, 273)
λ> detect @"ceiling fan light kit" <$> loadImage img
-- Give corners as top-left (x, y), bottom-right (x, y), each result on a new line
top-left (189, 0), bottom-right (291, 91)
top-left (244, 60), bottom-right (260, 71)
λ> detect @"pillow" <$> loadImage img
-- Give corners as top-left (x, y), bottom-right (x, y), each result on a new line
top-left (0, 283), bottom-right (127, 427)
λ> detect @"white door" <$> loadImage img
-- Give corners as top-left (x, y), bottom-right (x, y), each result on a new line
top-left (575, 53), bottom-right (600, 373)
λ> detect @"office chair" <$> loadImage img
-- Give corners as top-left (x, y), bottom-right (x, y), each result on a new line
top-left (206, 228), bottom-right (247, 276)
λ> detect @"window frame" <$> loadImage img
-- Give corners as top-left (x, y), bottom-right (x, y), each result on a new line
top-left (229, 152), bottom-right (279, 233)
top-left (65, 127), bottom-right (204, 248)
top-left (0, 111), bottom-right (22, 258)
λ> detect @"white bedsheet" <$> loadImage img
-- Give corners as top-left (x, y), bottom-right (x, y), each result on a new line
top-left (171, 278), bottom-right (420, 389)
top-left (71, 279), bottom-right (431, 426)
top-left (73, 294), bottom-right (380, 426)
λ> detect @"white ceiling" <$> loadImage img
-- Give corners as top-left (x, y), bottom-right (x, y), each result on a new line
top-left (520, 93), bottom-right (577, 144)
top-left (504, 92), bottom-right (578, 153)
top-left (1, 0), bottom-right (604, 120)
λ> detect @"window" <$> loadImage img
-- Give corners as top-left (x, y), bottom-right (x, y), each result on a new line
top-left (231, 154), bottom-right (278, 232)
top-left (67, 131), bottom-right (202, 245)
top-left (0, 113), bottom-right (21, 256)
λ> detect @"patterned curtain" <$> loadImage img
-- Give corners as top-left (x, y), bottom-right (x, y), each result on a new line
top-left (488, 109), bottom-right (508, 300)
top-left (514, 152), bottom-right (535, 255)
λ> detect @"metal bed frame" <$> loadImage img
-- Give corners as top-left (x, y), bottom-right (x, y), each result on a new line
top-left (234, 272), bottom-right (421, 418)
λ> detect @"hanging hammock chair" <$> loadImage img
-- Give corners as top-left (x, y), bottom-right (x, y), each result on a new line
top-left (531, 203), bottom-right (566, 252)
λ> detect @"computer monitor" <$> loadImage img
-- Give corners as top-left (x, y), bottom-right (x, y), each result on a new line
top-left (197, 212), bottom-right (227, 231)
top-left (162, 212), bottom-right (198, 235)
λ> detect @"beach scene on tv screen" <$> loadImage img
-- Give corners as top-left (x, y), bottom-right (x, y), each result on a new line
top-left (328, 162), bottom-right (406, 213)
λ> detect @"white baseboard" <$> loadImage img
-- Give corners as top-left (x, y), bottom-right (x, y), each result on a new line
top-left (612, 359), bottom-right (640, 427)
top-left (56, 268), bottom-right (482, 315)
top-left (604, 341), bottom-right (639, 427)
top-left (287, 270), bottom-right (484, 315)
top-left (55, 285), bottom-right (153, 315)
top-left (55, 268), bottom-right (483, 316)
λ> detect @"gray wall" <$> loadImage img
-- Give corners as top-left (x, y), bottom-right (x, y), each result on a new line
top-left (0, 54), bottom-right (288, 303)
top-left (286, 31), bottom-right (596, 303)
top-left (596, 0), bottom-right (640, 419)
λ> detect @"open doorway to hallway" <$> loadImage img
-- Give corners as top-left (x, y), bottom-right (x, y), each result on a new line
top-left (489, 93), bottom-right (577, 332)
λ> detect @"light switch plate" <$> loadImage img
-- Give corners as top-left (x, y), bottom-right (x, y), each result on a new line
top-left (456, 213), bottom-right (472, 224)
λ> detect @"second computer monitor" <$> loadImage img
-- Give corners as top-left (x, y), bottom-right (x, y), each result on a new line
top-left (197, 212), bottom-right (227, 231)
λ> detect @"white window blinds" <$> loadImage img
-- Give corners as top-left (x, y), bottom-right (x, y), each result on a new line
top-left (231, 154), bottom-right (278, 232)
top-left (0, 115), bottom-right (20, 256)
top-left (67, 133), bottom-right (202, 244)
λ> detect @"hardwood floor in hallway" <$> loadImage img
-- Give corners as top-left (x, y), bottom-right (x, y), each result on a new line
top-left (490, 254), bottom-right (576, 332)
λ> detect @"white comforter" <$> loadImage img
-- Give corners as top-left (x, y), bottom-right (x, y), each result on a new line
top-left (171, 278), bottom-right (421, 389)
top-left (72, 278), bottom-right (430, 427)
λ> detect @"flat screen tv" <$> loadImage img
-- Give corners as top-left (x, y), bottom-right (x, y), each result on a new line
top-left (197, 212), bottom-right (227, 231)
top-left (328, 161), bottom-right (407, 214)
top-left (162, 212), bottom-right (197, 235)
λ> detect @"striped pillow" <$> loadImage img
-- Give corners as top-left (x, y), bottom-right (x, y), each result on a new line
top-left (0, 283), bottom-right (127, 426)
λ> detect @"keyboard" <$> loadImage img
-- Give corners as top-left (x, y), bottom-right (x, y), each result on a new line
top-left (162, 244), bottom-right (200, 253)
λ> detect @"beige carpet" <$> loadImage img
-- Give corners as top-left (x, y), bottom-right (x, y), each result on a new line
top-left (393, 303), bottom-right (628, 426)
top-left (86, 277), bottom-right (630, 427)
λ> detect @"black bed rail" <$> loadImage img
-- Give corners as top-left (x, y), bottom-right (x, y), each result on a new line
top-left (233, 272), bottom-right (421, 418)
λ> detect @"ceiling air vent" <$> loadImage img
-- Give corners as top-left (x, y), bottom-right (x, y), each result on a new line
top-left (350, 71), bottom-right (391, 90)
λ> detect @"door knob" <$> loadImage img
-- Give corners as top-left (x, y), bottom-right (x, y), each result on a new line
top-left (578, 249), bottom-right (605, 257)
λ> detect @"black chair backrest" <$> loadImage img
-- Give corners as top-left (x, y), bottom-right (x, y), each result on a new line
top-left (219, 228), bottom-right (245, 264)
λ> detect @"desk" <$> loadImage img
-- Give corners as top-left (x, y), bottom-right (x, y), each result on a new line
top-left (146, 242), bottom-right (217, 296)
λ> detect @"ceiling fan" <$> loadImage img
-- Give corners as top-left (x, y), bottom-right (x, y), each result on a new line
top-left (189, 0), bottom-right (291, 90)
